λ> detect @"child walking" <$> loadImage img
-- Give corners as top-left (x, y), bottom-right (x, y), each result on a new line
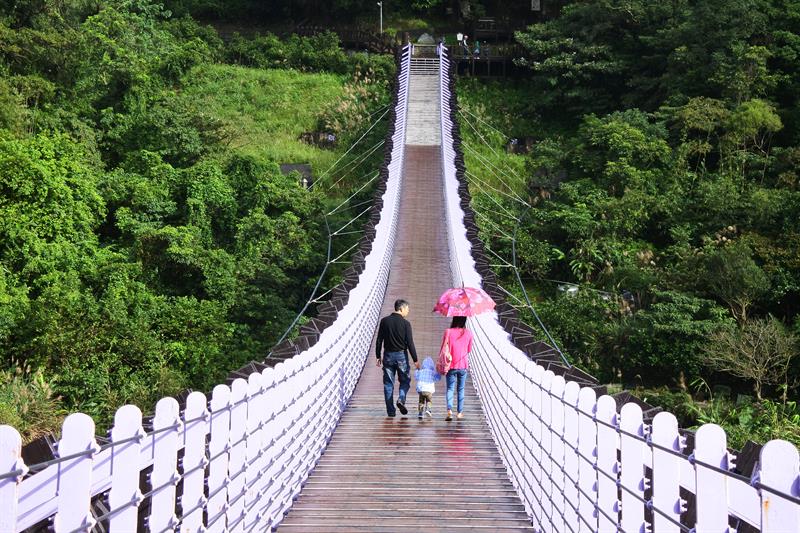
top-left (415, 357), bottom-right (441, 419)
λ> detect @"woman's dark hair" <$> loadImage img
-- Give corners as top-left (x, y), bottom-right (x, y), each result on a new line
top-left (450, 316), bottom-right (467, 328)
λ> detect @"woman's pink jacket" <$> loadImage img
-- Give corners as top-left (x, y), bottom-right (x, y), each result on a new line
top-left (442, 327), bottom-right (473, 370)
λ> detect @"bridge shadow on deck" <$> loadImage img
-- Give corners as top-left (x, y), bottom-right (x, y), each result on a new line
top-left (279, 145), bottom-right (533, 531)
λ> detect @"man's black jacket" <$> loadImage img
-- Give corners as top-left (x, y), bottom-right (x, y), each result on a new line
top-left (375, 312), bottom-right (418, 362)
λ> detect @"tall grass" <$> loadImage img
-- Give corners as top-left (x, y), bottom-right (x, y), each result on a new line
top-left (0, 365), bottom-right (65, 443)
top-left (456, 78), bottom-right (537, 200)
top-left (180, 64), bottom-right (346, 173)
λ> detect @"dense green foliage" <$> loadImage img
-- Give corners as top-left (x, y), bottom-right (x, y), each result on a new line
top-left (459, 0), bottom-right (800, 444)
top-left (0, 0), bottom-right (392, 438)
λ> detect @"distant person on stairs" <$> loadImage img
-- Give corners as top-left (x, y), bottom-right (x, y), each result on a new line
top-left (376, 299), bottom-right (420, 417)
top-left (440, 316), bottom-right (473, 421)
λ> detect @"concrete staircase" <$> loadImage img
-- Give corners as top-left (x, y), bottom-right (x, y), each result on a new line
top-left (405, 58), bottom-right (441, 146)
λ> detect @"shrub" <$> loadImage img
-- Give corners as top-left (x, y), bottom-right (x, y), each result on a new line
top-left (227, 31), bottom-right (349, 73)
top-left (0, 365), bottom-right (65, 443)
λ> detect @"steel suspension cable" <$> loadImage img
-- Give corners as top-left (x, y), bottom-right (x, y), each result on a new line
top-left (324, 140), bottom-right (386, 191)
top-left (312, 106), bottom-right (391, 189)
top-left (466, 170), bottom-right (531, 207)
top-left (456, 112), bottom-right (571, 366)
top-left (462, 142), bottom-right (528, 203)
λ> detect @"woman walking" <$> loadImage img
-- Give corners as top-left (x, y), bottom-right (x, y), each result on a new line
top-left (440, 316), bottom-right (473, 421)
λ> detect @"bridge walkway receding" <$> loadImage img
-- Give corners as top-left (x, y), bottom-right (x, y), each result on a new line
top-left (279, 59), bottom-right (533, 532)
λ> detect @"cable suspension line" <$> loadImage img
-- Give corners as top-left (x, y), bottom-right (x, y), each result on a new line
top-left (269, 106), bottom-right (389, 354)
top-left (457, 110), bottom-right (571, 366)
top-left (330, 240), bottom-right (362, 264)
top-left (331, 205), bottom-right (372, 236)
top-left (470, 190), bottom-right (520, 221)
top-left (473, 210), bottom-right (515, 241)
top-left (312, 106), bottom-right (391, 188)
top-left (459, 109), bottom-right (503, 158)
top-left (462, 142), bottom-right (528, 203)
top-left (325, 140), bottom-right (385, 191)
top-left (327, 172), bottom-right (379, 216)
top-left (466, 171), bottom-right (530, 208)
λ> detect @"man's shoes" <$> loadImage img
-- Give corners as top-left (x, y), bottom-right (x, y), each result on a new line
top-left (387, 413), bottom-right (396, 418)
top-left (417, 412), bottom-right (423, 419)
top-left (396, 400), bottom-right (408, 415)
top-left (445, 410), bottom-right (453, 421)
top-left (425, 408), bottom-right (433, 418)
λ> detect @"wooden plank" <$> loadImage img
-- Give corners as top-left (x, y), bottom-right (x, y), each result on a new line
top-left (279, 141), bottom-right (533, 531)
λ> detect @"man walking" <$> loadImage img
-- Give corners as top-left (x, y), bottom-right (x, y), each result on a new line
top-left (376, 299), bottom-right (420, 417)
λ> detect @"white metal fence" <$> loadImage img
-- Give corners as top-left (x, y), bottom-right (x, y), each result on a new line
top-left (0, 45), bottom-right (413, 533)
top-left (438, 46), bottom-right (800, 533)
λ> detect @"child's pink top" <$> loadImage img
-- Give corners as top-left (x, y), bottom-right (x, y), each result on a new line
top-left (444, 327), bottom-right (473, 369)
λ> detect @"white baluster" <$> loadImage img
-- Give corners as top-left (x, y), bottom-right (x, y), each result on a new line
top-left (0, 425), bottom-right (25, 532)
top-left (693, 424), bottom-right (729, 532)
top-left (577, 386), bottom-right (597, 532)
top-left (181, 392), bottom-right (209, 532)
top-left (266, 363), bottom-right (288, 528)
top-left (54, 413), bottom-right (97, 533)
top-left (651, 411), bottom-right (682, 532)
top-left (759, 439), bottom-right (799, 532)
top-left (148, 397), bottom-right (181, 533)
top-left (242, 372), bottom-right (263, 530)
top-left (279, 358), bottom-right (303, 513)
top-left (109, 405), bottom-right (144, 532)
top-left (541, 369), bottom-right (554, 526)
top-left (227, 378), bottom-right (248, 533)
top-left (251, 367), bottom-right (276, 526)
top-left (596, 394), bottom-right (619, 532)
top-left (549, 375), bottom-right (567, 533)
top-left (510, 354), bottom-right (526, 493)
top-left (206, 384), bottom-right (231, 533)
top-left (530, 362), bottom-right (546, 527)
top-left (562, 381), bottom-right (581, 533)
top-left (522, 361), bottom-right (539, 523)
top-left (619, 402), bottom-right (646, 533)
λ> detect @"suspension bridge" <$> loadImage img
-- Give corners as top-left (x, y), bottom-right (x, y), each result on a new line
top-left (1, 45), bottom-right (799, 533)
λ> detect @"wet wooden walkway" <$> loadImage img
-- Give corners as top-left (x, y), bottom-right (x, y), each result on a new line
top-left (279, 143), bottom-right (533, 530)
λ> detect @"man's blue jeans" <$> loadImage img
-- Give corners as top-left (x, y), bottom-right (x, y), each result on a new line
top-left (446, 369), bottom-right (468, 413)
top-left (382, 351), bottom-right (410, 416)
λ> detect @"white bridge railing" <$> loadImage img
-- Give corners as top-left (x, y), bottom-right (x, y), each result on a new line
top-left (0, 45), bottom-right (413, 533)
top-left (438, 46), bottom-right (800, 533)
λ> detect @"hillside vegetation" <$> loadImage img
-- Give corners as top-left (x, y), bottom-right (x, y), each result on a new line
top-left (0, 1), bottom-right (393, 440)
top-left (458, 0), bottom-right (800, 447)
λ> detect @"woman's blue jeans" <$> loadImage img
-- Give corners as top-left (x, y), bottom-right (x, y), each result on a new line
top-left (446, 369), bottom-right (468, 413)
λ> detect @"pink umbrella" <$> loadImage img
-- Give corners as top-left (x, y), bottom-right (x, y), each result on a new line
top-left (433, 286), bottom-right (496, 317)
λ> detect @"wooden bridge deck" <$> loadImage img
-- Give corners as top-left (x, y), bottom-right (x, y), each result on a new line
top-left (279, 145), bottom-right (533, 531)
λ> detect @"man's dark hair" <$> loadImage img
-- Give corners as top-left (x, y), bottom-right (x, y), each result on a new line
top-left (394, 299), bottom-right (409, 311)
top-left (450, 316), bottom-right (467, 328)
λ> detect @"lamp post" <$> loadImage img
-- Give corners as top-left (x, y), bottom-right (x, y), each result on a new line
top-left (377, 2), bottom-right (383, 34)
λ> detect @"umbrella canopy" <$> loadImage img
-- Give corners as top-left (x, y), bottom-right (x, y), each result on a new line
top-left (433, 286), bottom-right (496, 317)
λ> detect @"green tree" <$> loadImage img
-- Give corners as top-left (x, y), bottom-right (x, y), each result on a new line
top-left (703, 242), bottom-right (769, 326)
top-left (624, 291), bottom-right (729, 386)
top-left (704, 317), bottom-right (797, 400)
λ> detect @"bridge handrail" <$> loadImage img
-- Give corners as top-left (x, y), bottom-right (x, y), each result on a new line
top-left (0, 44), bottom-right (413, 533)
top-left (438, 46), bottom-right (800, 533)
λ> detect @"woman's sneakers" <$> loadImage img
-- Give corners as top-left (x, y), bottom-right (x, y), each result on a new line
top-left (456, 412), bottom-right (464, 419)
top-left (445, 410), bottom-right (453, 421)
